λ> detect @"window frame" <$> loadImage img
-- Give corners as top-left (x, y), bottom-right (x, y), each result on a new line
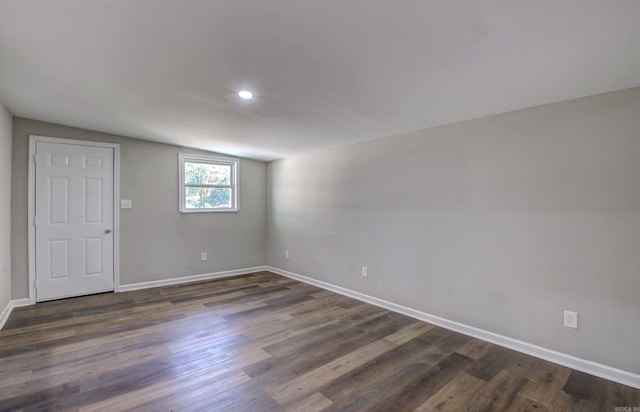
top-left (178, 153), bottom-right (239, 213)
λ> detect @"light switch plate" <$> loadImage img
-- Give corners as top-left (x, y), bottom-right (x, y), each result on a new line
top-left (564, 310), bottom-right (578, 329)
top-left (121, 199), bottom-right (132, 209)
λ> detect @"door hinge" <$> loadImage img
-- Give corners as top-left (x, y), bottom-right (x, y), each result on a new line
top-left (33, 280), bottom-right (37, 290)
top-left (33, 153), bottom-right (37, 163)
top-left (33, 216), bottom-right (37, 226)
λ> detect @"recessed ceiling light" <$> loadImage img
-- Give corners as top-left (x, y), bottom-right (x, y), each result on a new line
top-left (238, 90), bottom-right (253, 100)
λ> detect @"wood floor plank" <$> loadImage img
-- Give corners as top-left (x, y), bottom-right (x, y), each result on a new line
top-left (0, 370), bottom-right (31, 390)
top-left (0, 379), bottom-right (80, 411)
top-left (320, 332), bottom-right (453, 410)
top-left (79, 367), bottom-right (251, 412)
top-left (382, 321), bottom-right (436, 345)
top-left (0, 311), bottom-right (212, 375)
top-left (371, 352), bottom-right (474, 411)
top-left (466, 368), bottom-right (530, 411)
top-left (415, 372), bottom-right (486, 411)
top-left (232, 308), bottom-right (349, 356)
top-left (282, 392), bottom-right (333, 412)
top-left (611, 380), bottom-right (640, 410)
top-left (520, 360), bottom-right (572, 407)
top-left (267, 338), bottom-right (396, 405)
top-left (508, 394), bottom-right (552, 411)
top-left (465, 344), bottom-right (520, 381)
top-left (0, 344), bottom-right (172, 399)
top-left (0, 271), bottom-right (637, 411)
top-left (0, 301), bottom-right (174, 339)
top-left (78, 347), bottom-right (268, 411)
top-left (456, 337), bottom-right (494, 360)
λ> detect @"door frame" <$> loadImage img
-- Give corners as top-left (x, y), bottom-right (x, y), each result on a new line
top-left (28, 135), bottom-right (121, 304)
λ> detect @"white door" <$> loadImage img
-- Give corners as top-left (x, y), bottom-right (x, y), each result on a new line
top-left (34, 141), bottom-right (115, 301)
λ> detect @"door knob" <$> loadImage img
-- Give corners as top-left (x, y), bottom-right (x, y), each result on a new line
top-left (105, 229), bottom-right (112, 234)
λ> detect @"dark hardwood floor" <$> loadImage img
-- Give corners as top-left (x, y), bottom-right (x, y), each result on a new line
top-left (1, 271), bottom-right (638, 411)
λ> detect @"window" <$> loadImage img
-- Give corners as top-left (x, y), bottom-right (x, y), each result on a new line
top-left (179, 153), bottom-right (239, 213)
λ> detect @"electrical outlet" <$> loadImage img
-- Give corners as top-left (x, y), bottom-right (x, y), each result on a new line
top-left (120, 199), bottom-right (132, 209)
top-left (285, 250), bottom-right (289, 259)
top-left (200, 252), bottom-right (207, 262)
top-left (361, 266), bottom-right (368, 278)
top-left (564, 310), bottom-right (578, 329)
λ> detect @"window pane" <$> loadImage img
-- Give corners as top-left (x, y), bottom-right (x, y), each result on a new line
top-left (185, 187), bottom-right (232, 209)
top-left (184, 162), bottom-right (231, 185)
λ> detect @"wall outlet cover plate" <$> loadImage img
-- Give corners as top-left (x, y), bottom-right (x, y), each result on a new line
top-left (564, 310), bottom-right (578, 329)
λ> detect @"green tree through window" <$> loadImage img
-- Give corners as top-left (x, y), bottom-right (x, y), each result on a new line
top-left (179, 154), bottom-right (238, 212)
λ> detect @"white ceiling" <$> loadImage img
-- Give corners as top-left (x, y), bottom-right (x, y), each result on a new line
top-left (1, 1), bottom-right (639, 161)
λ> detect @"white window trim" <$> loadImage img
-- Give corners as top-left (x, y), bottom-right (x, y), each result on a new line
top-left (179, 153), bottom-right (239, 213)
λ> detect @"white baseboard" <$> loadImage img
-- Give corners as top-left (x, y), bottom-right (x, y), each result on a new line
top-left (118, 266), bottom-right (270, 292)
top-left (0, 298), bottom-right (31, 330)
top-left (267, 266), bottom-right (640, 389)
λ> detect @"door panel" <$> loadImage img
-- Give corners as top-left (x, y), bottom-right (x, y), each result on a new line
top-left (49, 240), bottom-right (69, 279)
top-left (49, 177), bottom-right (69, 223)
top-left (35, 141), bottom-right (114, 301)
top-left (84, 178), bottom-right (103, 222)
top-left (84, 238), bottom-right (102, 275)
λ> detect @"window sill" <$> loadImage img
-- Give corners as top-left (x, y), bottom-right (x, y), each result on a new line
top-left (179, 208), bottom-right (239, 213)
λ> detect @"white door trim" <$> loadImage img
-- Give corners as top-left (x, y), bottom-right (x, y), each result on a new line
top-left (28, 135), bottom-right (121, 304)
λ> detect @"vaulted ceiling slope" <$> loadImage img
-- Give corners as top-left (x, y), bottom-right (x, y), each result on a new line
top-left (1, 1), bottom-right (639, 161)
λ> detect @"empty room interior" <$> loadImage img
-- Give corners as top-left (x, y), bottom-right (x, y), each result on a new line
top-left (1, 1), bottom-right (640, 410)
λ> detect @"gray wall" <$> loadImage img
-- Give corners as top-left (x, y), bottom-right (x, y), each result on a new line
top-left (267, 87), bottom-right (640, 374)
top-left (12, 118), bottom-right (267, 297)
top-left (0, 104), bottom-right (12, 312)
